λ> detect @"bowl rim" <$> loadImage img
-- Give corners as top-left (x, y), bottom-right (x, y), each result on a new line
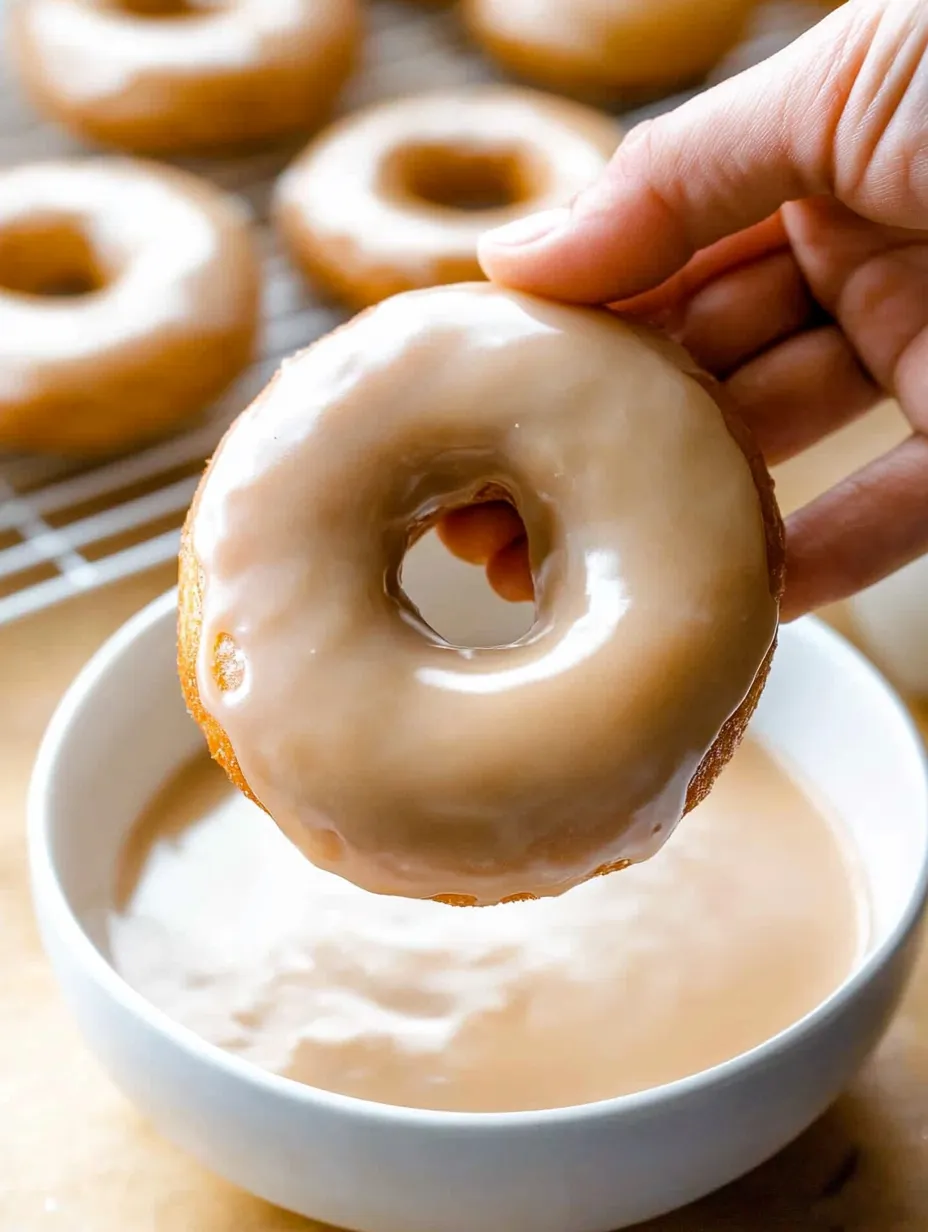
top-left (28, 587), bottom-right (928, 1133)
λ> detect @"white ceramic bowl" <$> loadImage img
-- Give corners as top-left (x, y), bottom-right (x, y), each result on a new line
top-left (29, 586), bottom-right (928, 1232)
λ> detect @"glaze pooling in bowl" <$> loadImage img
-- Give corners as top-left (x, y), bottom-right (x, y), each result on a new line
top-left (108, 736), bottom-right (867, 1113)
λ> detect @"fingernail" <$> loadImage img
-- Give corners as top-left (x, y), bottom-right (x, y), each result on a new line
top-left (482, 207), bottom-right (570, 249)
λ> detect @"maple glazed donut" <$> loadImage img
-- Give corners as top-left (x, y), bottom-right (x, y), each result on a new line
top-left (179, 283), bottom-right (784, 907)
top-left (464, 0), bottom-right (760, 101)
top-left (7, 0), bottom-right (360, 154)
top-left (273, 87), bottom-right (619, 310)
top-left (0, 159), bottom-right (259, 455)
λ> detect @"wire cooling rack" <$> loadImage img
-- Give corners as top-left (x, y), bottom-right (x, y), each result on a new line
top-left (0, 0), bottom-right (825, 627)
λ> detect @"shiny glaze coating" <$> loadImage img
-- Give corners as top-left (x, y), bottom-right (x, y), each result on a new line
top-left (7, 0), bottom-right (361, 154)
top-left (273, 87), bottom-right (619, 310)
top-left (179, 284), bottom-right (782, 905)
top-left (0, 158), bottom-right (259, 455)
top-left (464, 0), bottom-right (760, 101)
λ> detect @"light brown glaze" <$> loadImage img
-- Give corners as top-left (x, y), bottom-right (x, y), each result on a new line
top-left (7, 0), bottom-right (361, 154)
top-left (464, 0), bottom-right (760, 102)
top-left (273, 87), bottom-right (619, 311)
top-left (0, 158), bottom-right (259, 455)
top-left (110, 739), bottom-right (866, 1112)
top-left (178, 283), bottom-right (784, 905)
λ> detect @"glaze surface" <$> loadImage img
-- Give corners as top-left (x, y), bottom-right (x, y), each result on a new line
top-left (183, 284), bottom-right (779, 903)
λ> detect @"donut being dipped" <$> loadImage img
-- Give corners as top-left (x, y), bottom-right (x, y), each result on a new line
top-left (179, 283), bottom-right (784, 906)
top-left (464, 0), bottom-right (759, 102)
top-left (7, 0), bottom-right (360, 154)
top-left (0, 159), bottom-right (259, 455)
top-left (273, 87), bottom-right (619, 310)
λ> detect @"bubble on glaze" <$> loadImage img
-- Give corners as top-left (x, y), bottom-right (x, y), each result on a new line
top-left (213, 632), bottom-right (245, 693)
top-left (307, 827), bottom-right (344, 864)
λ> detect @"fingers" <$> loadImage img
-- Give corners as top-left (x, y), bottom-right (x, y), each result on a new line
top-left (436, 501), bottom-right (524, 565)
top-left (614, 213), bottom-right (789, 328)
top-left (726, 325), bottom-right (881, 463)
top-left (479, 3), bottom-right (873, 301)
top-left (782, 197), bottom-right (928, 421)
top-left (486, 538), bottom-right (533, 604)
top-left (437, 502), bottom-right (534, 603)
top-left (783, 433), bottom-right (928, 618)
top-left (677, 249), bottom-right (813, 376)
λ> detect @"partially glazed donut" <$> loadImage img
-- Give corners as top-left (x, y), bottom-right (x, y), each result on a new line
top-left (179, 284), bottom-right (783, 906)
top-left (273, 87), bottom-right (619, 310)
top-left (464, 0), bottom-right (759, 101)
top-left (0, 159), bottom-right (259, 455)
top-left (7, 0), bottom-right (360, 154)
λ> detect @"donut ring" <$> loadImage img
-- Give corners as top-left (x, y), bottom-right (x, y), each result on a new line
top-left (0, 159), bottom-right (259, 455)
top-left (179, 284), bottom-right (783, 906)
top-left (7, 0), bottom-right (361, 154)
top-left (273, 87), bottom-right (619, 310)
top-left (464, 0), bottom-right (759, 102)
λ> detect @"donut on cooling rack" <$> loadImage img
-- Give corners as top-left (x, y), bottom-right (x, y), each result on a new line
top-left (6, 0), bottom-right (361, 154)
top-left (178, 283), bottom-right (784, 907)
top-left (0, 159), bottom-right (259, 456)
top-left (272, 87), bottom-right (619, 310)
top-left (464, 0), bottom-right (760, 101)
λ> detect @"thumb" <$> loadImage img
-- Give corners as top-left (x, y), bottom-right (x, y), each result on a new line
top-left (478, 0), bottom-right (892, 303)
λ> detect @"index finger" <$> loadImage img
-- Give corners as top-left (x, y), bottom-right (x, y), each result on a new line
top-left (613, 213), bottom-right (789, 326)
top-left (478, 2), bottom-right (877, 303)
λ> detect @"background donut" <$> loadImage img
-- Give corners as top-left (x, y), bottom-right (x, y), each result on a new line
top-left (464, 0), bottom-right (761, 102)
top-left (0, 159), bottom-right (259, 454)
top-left (273, 86), bottom-right (620, 310)
top-left (7, 0), bottom-right (361, 153)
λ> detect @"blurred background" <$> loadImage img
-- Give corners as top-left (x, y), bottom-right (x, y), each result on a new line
top-left (0, 0), bottom-right (870, 631)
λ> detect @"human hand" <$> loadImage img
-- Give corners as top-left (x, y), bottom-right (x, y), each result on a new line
top-left (438, 0), bottom-right (928, 620)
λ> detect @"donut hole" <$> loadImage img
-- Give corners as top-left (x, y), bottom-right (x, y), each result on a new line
top-left (401, 512), bottom-right (534, 648)
top-left (108, 0), bottom-right (214, 17)
top-left (388, 144), bottom-right (533, 213)
top-left (0, 222), bottom-right (106, 298)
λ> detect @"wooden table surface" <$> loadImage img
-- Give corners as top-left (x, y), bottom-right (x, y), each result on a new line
top-left (3, 406), bottom-right (928, 1230)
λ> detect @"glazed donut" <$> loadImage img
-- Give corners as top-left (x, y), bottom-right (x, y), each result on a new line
top-left (7, 0), bottom-right (360, 154)
top-left (179, 283), bottom-right (783, 906)
top-left (464, 0), bottom-right (760, 101)
top-left (0, 159), bottom-right (259, 455)
top-left (273, 87), bottom-right (619, 310)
